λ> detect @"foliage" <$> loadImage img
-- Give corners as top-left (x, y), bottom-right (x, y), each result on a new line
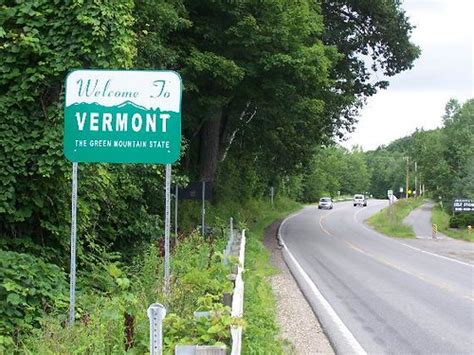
top-left (23, 294), bottom-right (138, 354)
top-left (131, 0), bottom-right (419, 184)
top-left (0, 0), bottom-right (135, 232)
top-left (17, 229), bottom-right (236, 353)
top-left (164, 295), bottom-right (243, 351)
top-left (302, 145), bottom-right (370, 202)
top-left (0, 250), bottom-right (68, 348)
top-left (441, 99), bottom-right (474, 203)
top-left (322, 0), bottom-right (420, 94)
top-left (366, 198), bottom-right (424, 238)
top-left (364, 99), bottom-right (473, 207)
top-left (364, 148), bottom-right (406, 198)
top-left (431, 206), bottom-right (474, 242)
top-left (448, 214), bottom-right (474, 229)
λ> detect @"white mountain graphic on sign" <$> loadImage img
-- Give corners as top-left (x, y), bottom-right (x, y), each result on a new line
top-left (67, 101), bottom-right (156, 111)
top-left (117, 101), bottom-right (149, 111)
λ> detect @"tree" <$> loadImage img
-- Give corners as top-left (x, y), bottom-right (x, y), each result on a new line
top-left (302, 146), bottom-right (370, 201)
top-left (441, 99), bottom-right (474, 202)
top-left (321, 0), bottom-right (420, 97)
top-left (133, 0), bottom-right (419, 185)
top-left (363, 98), bottom-right (473, 204)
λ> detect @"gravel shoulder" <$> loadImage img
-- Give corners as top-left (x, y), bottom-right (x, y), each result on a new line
top-left (263, 220), bottom-right (334, 355)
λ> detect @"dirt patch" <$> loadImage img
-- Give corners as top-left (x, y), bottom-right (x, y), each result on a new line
top-left (263, 220), bottom-right (334, 354)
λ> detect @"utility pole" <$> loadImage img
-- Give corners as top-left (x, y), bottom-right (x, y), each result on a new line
top-left (414, 161), bottom-right (417, 197)
top-left (405, 156), bottom-right (409, 199)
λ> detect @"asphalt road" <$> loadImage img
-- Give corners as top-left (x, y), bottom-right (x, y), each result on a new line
top-left (280, 199), bottom-right (474, 354)
top-left (404, 201), bottom-right (442, 239)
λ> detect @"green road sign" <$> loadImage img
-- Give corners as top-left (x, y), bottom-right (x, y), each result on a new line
top-left (64, 70), bottom-right (182, 163)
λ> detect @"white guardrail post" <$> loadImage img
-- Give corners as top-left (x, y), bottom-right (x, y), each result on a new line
top-left (148, 303), bottom-right (167, 355)
top-left (231, 229), bottom-right (246, 355)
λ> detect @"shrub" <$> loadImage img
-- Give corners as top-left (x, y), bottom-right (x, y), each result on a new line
top-left (449, 213), bottom-right (474, 228)
top-left (0, 250), bottom-right (68, 344)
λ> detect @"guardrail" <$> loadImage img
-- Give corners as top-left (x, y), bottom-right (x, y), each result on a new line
top-left (230, 229), bottom-right (245, 355)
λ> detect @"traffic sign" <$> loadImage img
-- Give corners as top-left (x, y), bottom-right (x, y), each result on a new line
top-left (387, 189), bottom-right (393, 196)
top-left (64, 70), bottom-right (182, 163)
top-left (453, 198), bottom-right (474, 213)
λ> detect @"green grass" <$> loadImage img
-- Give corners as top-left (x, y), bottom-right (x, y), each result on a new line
top-left (240, 198), bottom-right (301, 354)
top-left (431, 205), bottom-right (474, 242)
top-left (366, 198), bottom-right (424, 238)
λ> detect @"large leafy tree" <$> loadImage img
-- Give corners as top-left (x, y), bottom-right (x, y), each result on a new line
top-left (134, 0), bottom-right (419, 185)
top-left (169, 0), bottom-right (338, 183)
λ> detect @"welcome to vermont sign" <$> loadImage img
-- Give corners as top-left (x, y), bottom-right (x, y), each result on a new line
top-left (64, 70), bottom-right (182, 163)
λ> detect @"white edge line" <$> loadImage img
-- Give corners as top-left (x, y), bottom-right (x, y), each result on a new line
top-left (396, 242), bottom-right (473, 268)
top-left (279, 210), bottom-right (367, 355)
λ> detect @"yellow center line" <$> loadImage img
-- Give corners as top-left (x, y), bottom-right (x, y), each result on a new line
top-left (319, 208), bottom-right (339, 236)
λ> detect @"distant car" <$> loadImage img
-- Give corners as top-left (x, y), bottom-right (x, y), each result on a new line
top-left (318, 197), bottom-right (334, 209)
top-left (353, 194), bottom-right (367, 207)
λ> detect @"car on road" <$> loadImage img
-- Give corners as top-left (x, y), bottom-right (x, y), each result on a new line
top-left (353, 194), bottom-right (367, 207)
top-left (318, 197), bottom-right (334, 209)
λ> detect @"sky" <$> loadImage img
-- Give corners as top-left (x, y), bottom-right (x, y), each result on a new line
top-left (341, 0), bottom-right (473, 151)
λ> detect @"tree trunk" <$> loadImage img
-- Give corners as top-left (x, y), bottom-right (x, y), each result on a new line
top-left (199, 108), bottom-right (222, 182)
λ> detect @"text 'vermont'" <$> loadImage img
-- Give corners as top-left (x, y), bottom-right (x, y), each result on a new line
top-left (75, 112), bottom-right (170, 133)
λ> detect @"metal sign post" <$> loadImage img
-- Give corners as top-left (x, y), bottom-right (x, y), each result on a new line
top-left (270, 187), bottom-right (274, 207)
top-left (202, 181), bottom-right (205, 236)
top-left (174, 185), bottom-right (178, 238)
top-left (68, 162), bottom-right (78, 326)
top-left (405, 156), bottom-right (410, 199)
top-left (414, 162), bottom-right (418, 197)
top-left (164, 164), bottom-right (171, 297)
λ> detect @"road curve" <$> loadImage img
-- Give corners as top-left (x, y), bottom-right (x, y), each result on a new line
top-left (280, 200), bottom-right (474, 354)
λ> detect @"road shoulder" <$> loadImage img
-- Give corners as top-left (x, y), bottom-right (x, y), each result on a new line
top-left (263, 220), bottom-right (334, 354)
top-left (402, 202), bottom-right (474, 264)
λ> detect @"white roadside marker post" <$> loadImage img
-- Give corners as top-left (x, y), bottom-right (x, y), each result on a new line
top-left (148, 303), bottom-right (167, 355)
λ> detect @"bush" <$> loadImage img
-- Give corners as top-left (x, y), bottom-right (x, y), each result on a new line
top-left (449, 213), bottom-right (474, 228)
top-left (0, 250), bottom-right (68, 344)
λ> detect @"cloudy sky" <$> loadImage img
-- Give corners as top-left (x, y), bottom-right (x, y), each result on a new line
top-left (341, 0), bottom-right (473, 151)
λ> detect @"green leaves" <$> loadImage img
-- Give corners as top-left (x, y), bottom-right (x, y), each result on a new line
top-left (0, 250), bottom-right (68, 337)
top-left (6, 294), bottom-right (22, 306)
top-left (164, 296), bottom-right (239, 349)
